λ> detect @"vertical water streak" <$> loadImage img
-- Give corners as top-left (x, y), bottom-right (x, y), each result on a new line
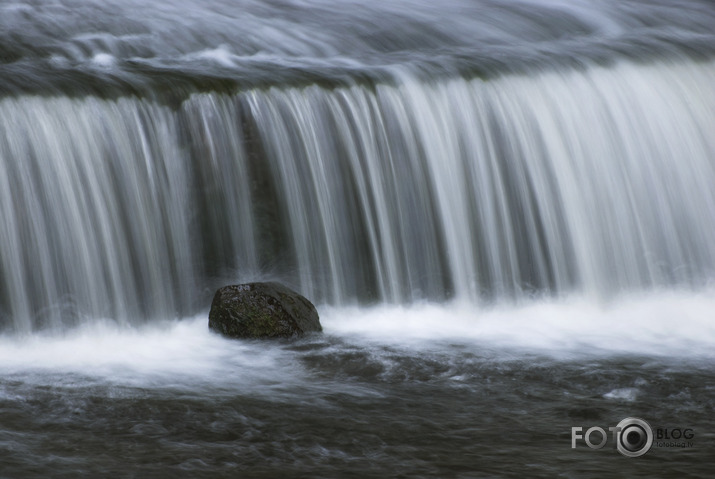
top-left (181, 94), bottom-right (258, 280)
top-left (0, 97), bottom-right (196, 331)
top-left (239, 60), bottom-right (715, 303)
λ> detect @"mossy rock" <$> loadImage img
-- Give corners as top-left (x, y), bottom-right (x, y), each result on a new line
top-left (208, 282), bottom-right (321, 339)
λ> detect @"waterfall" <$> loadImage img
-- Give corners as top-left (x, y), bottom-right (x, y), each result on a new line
top-left (3, 4), bottom-right (715, 479)
top-left (1, 57), bottom-right (713, 333)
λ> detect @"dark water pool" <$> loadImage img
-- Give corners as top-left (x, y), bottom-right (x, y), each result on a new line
top-left (1, 310), bottom-right (713, 478)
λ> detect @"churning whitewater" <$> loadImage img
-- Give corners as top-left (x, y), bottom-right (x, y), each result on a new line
top-left (1, 0), bottom-right (714, 476)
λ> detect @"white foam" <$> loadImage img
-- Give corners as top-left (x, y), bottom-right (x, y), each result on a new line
top-left (604, 387), bottom-right (639, 402)
top-left (91, 53), bottom-right (116, 68)
top-left (0, 289), bottom-right (712, 387)
top-left (0, 317), bottom-right (302, 389)
top-left (321, 288), bottom-right (715, 359)
top-left (194, 45), bottom-right (236, 67)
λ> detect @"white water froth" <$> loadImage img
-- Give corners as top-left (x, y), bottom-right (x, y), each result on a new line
top-left (324, 289), bottom-right (715, 358)
top-left (0, 290), bottom-right (712, 388)
top-left (0, 318), bottom-right (301, 390)
top-left (90, 52), bottom-right (117, 68)
top-left (603, 387), bottom-right (639, 402)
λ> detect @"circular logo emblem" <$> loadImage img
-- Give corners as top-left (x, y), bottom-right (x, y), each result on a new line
top-left (616, 417), bottom-right (653, 457)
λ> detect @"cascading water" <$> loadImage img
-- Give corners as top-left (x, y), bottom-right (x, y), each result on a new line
top-left (2, 60), bottom-right (714, 332)
top-left (1, 0), bottom-right (714, 476)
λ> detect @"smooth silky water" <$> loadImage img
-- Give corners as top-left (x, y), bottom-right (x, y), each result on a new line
top-left (1, 0), bottom-right (714, 477)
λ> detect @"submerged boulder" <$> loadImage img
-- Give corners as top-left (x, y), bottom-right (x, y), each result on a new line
top-left (208, 282), bottom-right (321, 339)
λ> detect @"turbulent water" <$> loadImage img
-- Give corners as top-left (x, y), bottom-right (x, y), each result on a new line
top-left (1, 0), bottom-right (714, 477)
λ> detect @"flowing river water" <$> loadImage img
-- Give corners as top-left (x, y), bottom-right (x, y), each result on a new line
top-left (1, 0), bottom-right (714, 476)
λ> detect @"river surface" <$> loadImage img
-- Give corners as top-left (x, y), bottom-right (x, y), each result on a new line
top-left (2, 293), bottom-right (715, 477)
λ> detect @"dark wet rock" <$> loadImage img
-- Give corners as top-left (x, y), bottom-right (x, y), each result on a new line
top-left (208, 282), bottom-right (321, 339)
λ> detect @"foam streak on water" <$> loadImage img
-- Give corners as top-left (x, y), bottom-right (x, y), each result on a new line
top-left (0, 289), bottom-right (712, 392)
